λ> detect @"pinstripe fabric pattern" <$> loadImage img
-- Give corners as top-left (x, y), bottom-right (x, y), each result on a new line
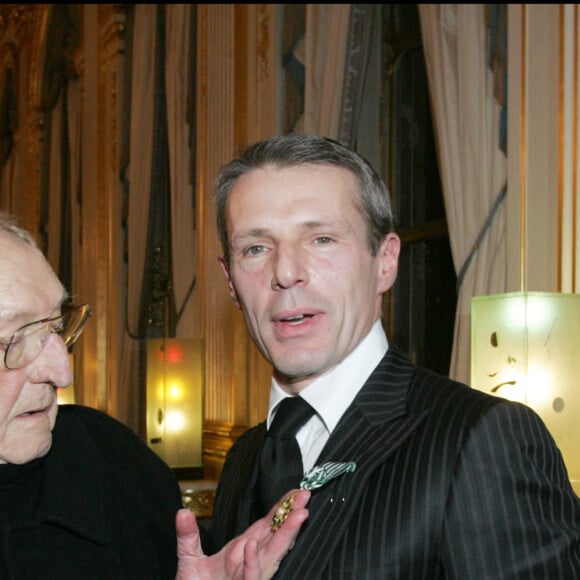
top-left (207, 347), bottom-right (580, 578)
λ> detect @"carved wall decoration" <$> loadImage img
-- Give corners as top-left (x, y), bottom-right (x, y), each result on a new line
top-left (0, 42), bottom-right (17, 173)
top-left (37, 5), bottom-right (80, 289)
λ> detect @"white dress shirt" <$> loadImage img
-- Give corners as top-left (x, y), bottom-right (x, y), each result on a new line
top-left (266, 320), bottom-right (388, 473)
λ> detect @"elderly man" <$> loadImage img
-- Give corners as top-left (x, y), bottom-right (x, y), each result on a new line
top-left (0, 212), bottom-right (308, 579)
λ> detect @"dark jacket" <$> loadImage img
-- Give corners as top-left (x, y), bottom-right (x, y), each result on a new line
top-left (207, 347), bottom-right (580, 579)
top-left (0, 405), bottom-right (182, 579)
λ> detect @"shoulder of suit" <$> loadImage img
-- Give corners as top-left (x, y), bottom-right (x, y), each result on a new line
top-left (386, 348), bottom-right (507, 415)
top-left (232, 421), bottom-right (266, 448)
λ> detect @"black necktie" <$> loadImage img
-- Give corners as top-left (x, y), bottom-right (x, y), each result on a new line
top-left (256, 396), bottom-right (315, 518)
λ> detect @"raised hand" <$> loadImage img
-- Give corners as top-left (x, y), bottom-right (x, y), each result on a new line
top-left (175, 489), bottom-right (310, 580)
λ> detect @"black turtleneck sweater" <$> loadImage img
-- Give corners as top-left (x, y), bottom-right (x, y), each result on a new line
top-left (0, 405), bottom-right (182, 579)
top-left (0, 457), bottom-right (44, 524)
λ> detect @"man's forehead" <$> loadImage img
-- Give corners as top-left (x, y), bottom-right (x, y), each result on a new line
top-left (0, 232), bottom-right (65, 323)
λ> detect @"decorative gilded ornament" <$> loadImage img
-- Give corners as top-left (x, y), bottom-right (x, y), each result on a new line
top-left (270, 461), bottom-right (357, 532)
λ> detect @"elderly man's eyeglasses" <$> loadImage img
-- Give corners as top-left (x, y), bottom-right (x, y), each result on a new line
top-left (1, 303), bottom-right (92, 370)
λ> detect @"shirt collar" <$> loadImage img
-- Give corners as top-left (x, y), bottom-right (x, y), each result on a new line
top-left (267, 320), bottom-right (388, 432)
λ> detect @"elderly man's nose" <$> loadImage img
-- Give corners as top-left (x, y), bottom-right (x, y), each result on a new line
top-left (32, 333), bottom-right (73, 387)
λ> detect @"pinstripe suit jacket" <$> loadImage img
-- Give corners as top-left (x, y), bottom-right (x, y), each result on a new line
top-left (206, 347), bottom-right (580, 579)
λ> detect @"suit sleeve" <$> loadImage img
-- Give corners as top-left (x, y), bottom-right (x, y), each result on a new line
top-left (442, 400), bottom-right (580, 578)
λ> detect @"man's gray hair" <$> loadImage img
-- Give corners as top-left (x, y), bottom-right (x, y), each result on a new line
top-left (0, 212), bottom-right (38, 247)
top-left (215, 133), bottom-right (395, 265)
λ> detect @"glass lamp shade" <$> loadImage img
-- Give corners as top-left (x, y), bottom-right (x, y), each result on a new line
top-left (471, 292), bottom-right (580, 494)
top-left (146, 338), bottom-right (204, 479)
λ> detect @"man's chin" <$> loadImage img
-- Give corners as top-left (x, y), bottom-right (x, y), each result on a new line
top-left (0, 435), bottom-right (53, 465)
top-left (273, 360), bottom-right (328, 390)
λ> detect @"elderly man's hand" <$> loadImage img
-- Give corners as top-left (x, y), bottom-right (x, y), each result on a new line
top-left (175, 490), bottom-right (310, 580)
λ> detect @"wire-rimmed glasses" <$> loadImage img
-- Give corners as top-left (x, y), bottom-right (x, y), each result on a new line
top-left (1, 302), bottom-right (92, 370)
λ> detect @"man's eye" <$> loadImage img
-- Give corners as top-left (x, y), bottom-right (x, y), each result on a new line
top-left (245, 245), bottom-right (266, 256)
top-left (314, 236), bottom-right (333, 244)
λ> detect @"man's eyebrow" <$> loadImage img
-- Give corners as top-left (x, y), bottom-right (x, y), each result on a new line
top-left (301, 219), bottom-right (339, 229)
top-left (234, 219), bottom-right (344, 237)
top-left (231, 228), bottom-right (272, 245)
top-left (0, 289), bottom-right (71, 331)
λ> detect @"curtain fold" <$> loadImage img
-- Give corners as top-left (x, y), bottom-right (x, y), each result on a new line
top-left (46, 94), bottom-right (63, 275)
top-left (166, 4), bottom-right (196, 339)
top-left (419, 4), bottom-right (507, 384)
top-left (299, 4), bottom-right (351, 137)
top-left (118, 4), bottom-right (196, 431)
top-left (67, 77), bottom-right (82, 300)
top-left (119, 4), bottom-right (156, 431)
top-left (0, 151), bottom-right (15, 212)
top-left (66, 76), bottom-right (83, 403)
top-left (0, 67), bottom-right (17, 212)
top-left (338, 4), bottom-right (378, 147)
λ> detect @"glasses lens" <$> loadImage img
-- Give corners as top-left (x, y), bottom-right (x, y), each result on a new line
top-left (4, 303), bottom-right (92, 370)
top-left (5, 321), bottom-right (51, 369)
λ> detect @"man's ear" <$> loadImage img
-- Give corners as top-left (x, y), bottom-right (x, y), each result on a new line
top-left (218, 256), bottom-right (241, 309)
top-left (377, 233), bottom-right (401, 294)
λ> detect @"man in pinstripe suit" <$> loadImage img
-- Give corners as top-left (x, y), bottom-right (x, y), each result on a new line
top-left (207, 133), bottom-right (580, 578)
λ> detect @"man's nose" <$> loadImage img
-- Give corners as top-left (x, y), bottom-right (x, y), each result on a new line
top-left (31, 332), bottom-right (74, 387)
top-left (271, 243), bottom-right (308, 290)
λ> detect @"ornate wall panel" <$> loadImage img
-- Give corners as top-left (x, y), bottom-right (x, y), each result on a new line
top-left (196, 4), bottom-right (279, 478)
top-left (506, 5), bottom-right (560, 293)
top-left (559, 5), bottom-right (580, 292)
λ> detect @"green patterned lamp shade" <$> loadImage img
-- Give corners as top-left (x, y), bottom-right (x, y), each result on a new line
top-left (471, 292), bottom-right (580, 495)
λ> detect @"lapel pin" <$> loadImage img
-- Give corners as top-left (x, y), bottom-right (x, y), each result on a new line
top-left (299, 461), bottom-right (357, 491)
top-left (270, 461), bottom-right (357, 532)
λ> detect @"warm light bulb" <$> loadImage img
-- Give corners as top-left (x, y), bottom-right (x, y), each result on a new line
top-left (166, 410), bottom-right (186, 432)
top-left (167, 381), bottom-right (183, 400)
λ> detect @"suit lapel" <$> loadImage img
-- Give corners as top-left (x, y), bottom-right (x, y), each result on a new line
top-left (277, 348), bottom-right (428, 579)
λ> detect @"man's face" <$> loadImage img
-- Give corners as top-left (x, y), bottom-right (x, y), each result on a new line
top-left (0, 232), bottom-right (72, 464)
top-left (220, 164), bottom-right (400, 393)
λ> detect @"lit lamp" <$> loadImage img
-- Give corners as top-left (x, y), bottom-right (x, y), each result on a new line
top-left (471, 291), bottom-right (580, 494)
top-left (146, 338), bottom-right (204, 479)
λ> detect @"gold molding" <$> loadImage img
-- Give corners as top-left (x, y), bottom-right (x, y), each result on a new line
top-left (26, 5), bottom-right (49, 112)
top-left (571, 5), bottom-right (579, 293)
top-left (181, 487), bottom-right (216, 519)
top-left (0, 5), bottom-right (33, 43)
top-left (520, 5), bottom-right (527, 291)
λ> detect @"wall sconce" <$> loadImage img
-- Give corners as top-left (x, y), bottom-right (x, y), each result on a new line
top-left (146, 338), bottom-right (204, 480)
top-left (471, 291), bottom-right (580, 494)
